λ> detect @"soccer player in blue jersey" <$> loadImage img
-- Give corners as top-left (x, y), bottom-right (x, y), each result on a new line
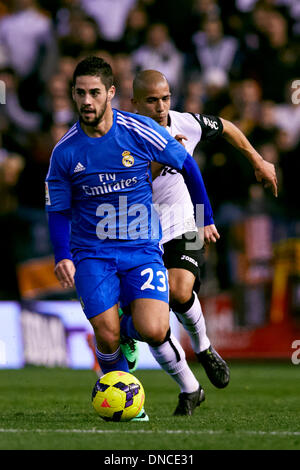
top-left (45, 56), bottom-right (214, 419)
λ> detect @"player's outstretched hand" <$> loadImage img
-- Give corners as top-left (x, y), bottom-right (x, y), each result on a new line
top-left (55, 259), bottom-right (75, 289)
top-left (174, 134), bottom-right (188, 147)
top-left (254, 160), bottom-right (278, 197)
top-left (204, 224), bottom-right (220, 244)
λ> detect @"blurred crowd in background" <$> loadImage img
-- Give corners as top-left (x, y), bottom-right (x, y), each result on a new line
top-left (0, 0), bottom-right (299, 321)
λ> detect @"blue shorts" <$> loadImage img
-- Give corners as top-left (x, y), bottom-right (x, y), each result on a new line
top-left (74, 245), bottom-right (169, 319)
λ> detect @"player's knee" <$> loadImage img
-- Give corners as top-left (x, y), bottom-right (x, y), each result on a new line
top-left (147, 327), bottom-right (171, 347)
top-left (169, 282), bottom-right (193, 305)
top-left (170, 285), bottom-right (193, 307)
top-left (93, 328), bottom-right (120, 353)
top-left (142, 323), bottom-right (169, 347)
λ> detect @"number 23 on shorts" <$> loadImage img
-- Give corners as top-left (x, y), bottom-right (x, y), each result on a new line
top-left (140, 267), bottom-right (168, 292)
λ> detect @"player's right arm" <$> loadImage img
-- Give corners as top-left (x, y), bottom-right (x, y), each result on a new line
top-left (45, 146), bottom-right (75, 288)
top-left (55, 258), bottom-right (75, 289)
top-left (48, 211), bottom-right (75, 288)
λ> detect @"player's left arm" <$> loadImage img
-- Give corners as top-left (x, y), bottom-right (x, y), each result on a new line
top-left (150, 134), bottom-right (188, 181)
top-left (151, 161), bottom-right (163, 180)
top-left (174, 133), bottom-right (219, 243)
top-left (180, 153), bottom-right (220, 244)
top-left (173, 133), bottom-right (219, 243)
top-left (220, 118), bottom-right (278, 197)
top-left (144, 115), bottom-right (219, 243)
top-left (156, 139), bottom-right (215, 229)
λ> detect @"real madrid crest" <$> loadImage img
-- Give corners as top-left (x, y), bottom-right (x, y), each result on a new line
top-left (122, 150), bottom-right (134, 167)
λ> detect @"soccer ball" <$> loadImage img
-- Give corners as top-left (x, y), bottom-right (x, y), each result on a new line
top-left (91, 371), bottom-right (145, 422)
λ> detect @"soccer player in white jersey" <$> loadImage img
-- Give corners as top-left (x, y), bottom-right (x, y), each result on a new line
top-left (46, 57), bottom-right (217, 420)
top-left (129, 70), bottom-right (278, 404)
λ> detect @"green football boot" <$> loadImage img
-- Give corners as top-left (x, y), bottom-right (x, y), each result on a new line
top-left (130, 408), bottom-right (149, 422)
top-left (119, 308), bottom-right (139, 373)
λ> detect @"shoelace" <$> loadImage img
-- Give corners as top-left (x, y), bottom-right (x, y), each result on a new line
top-left (121, 336), bottom-right (136, 352)
top-left (205, 350), bottom-right (223, 368)
top-left (127, 338), bottom-right (136, 352)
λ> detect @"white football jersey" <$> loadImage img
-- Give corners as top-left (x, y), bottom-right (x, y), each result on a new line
top-left (153, 110), bottom-right (201, 245)
top-left (153, 110), bottom-right (222, 245)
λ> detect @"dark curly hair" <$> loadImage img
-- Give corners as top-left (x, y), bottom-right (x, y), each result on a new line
top-left (72, 56), bottom-right (114, 90)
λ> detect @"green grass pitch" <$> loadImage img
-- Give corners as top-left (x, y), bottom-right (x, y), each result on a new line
top-left (0, 362), bottom-right (299, 450)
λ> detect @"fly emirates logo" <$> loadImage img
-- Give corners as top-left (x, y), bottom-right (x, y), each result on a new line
top-left (82, 173), bottom-right (138, 196)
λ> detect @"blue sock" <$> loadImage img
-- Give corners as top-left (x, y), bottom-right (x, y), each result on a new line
top-left (95, 346), bottom-right (129, 374)
top-left (120, 314), bottom-right (143, 341)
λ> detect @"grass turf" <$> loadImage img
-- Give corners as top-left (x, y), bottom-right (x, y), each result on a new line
top-left (0, 362), bottom-right (299, 450)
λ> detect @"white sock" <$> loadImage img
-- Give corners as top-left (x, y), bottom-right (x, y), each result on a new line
top-left (174, 292), bottom-right (210, 354)
top-left (149, 332), bottom-right (199, 394)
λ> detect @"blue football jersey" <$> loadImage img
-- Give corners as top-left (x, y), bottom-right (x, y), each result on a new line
top-left (45, 108), bottom-right (189, 261)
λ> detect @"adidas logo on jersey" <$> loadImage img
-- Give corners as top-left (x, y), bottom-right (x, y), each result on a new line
top-left (74, 162), bottom-right (86, 173)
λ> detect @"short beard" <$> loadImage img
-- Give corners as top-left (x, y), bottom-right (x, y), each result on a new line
top-left (79, 98), bottom-right (108, 127)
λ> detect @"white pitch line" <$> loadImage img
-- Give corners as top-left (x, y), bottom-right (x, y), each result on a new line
top-left (0, 429), bottom-right (299, 437)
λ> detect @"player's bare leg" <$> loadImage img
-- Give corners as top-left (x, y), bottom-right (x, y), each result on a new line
top-left (89, 304), bottom-right (130, 374)
top-left (130, 298), bottom-right (205, 416)
top-left (130, 298), bottom-right (170, 346)
top-left (89, 303), bottom-right (149, 422)
top-left (169, 267), bottom-right (230, 389)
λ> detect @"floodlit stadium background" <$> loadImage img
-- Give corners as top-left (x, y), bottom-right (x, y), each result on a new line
top-left (0, 0), bottom-right (299, 369)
